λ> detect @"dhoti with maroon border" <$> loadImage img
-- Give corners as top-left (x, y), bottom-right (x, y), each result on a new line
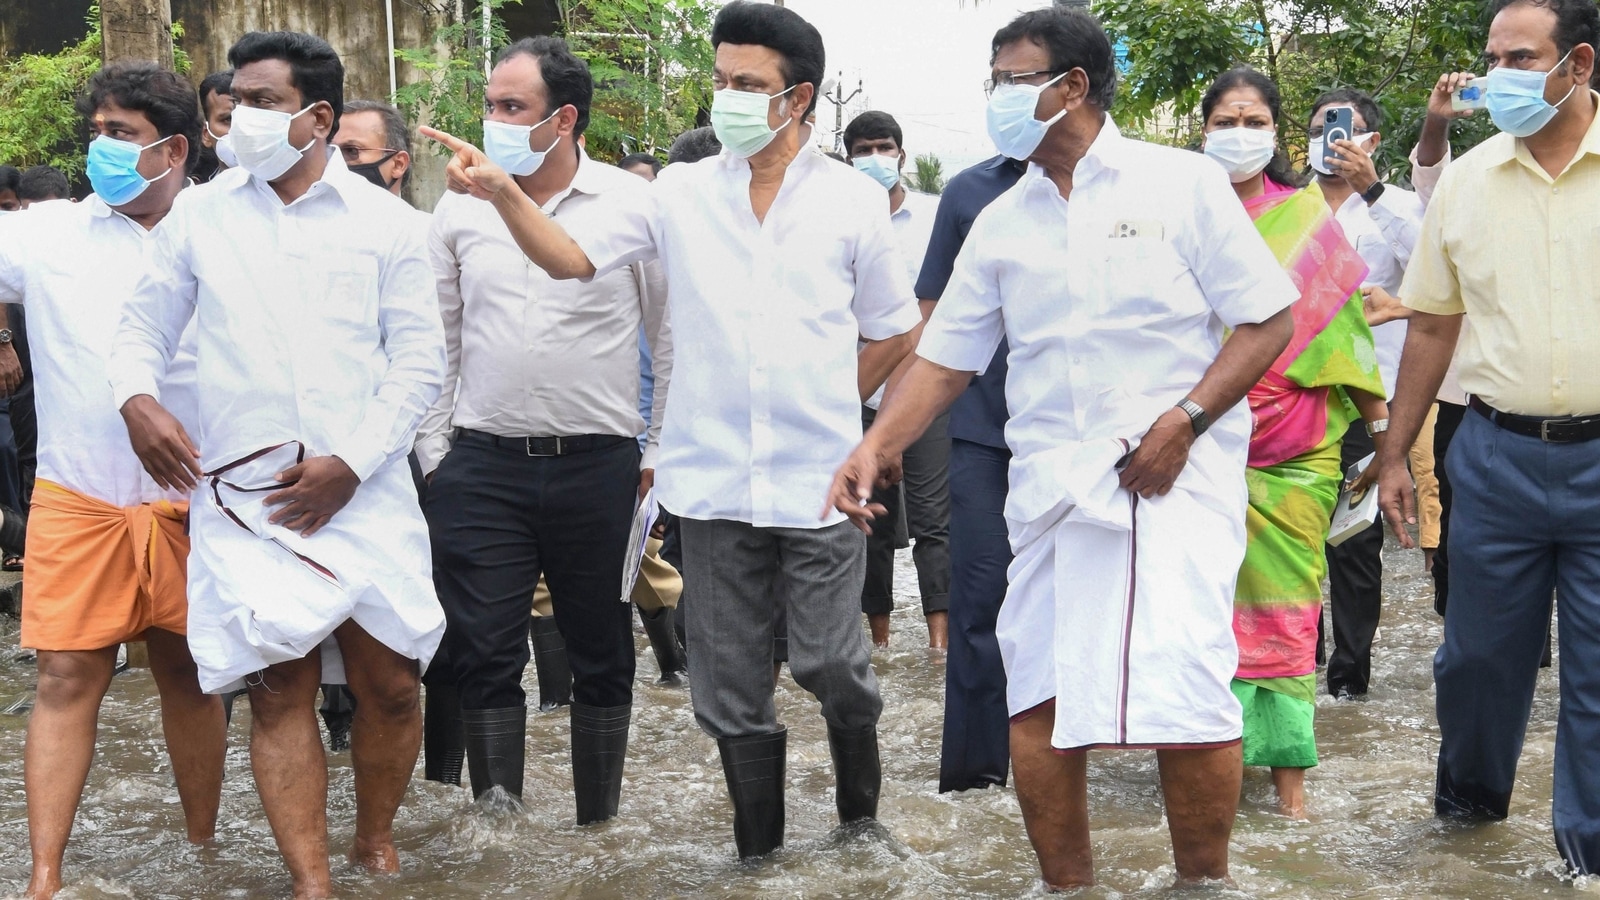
top-left (997, 435), bottom-right (1246, 751)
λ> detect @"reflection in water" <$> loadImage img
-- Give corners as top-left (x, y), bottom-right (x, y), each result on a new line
top-left (0, 539), bottom-right (1581, 898)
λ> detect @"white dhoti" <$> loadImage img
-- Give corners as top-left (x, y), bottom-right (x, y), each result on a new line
top-left (999, 436), bottom-right (1246, 751)
top-left (186, 443), bottom-right (445, 694)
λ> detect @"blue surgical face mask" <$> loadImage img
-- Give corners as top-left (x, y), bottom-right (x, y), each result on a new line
top-left (986, 72), bottom-right (1067, 161)
top-left (1485, 49), bottom-right (1578, 138)
top-left (852, 153), bottom-right (901, 190)
top-left (86, 134), bottom-right (174, 207)
top-left (483, 110), bottom-right (562, 177)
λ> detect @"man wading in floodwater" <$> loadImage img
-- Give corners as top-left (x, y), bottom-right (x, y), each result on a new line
top-left (827, 8), bottom-right (1297, 890)
top-left (0, 62), bottom-right (227, 900)
top-left (109, 31), bottom-right (446, 899)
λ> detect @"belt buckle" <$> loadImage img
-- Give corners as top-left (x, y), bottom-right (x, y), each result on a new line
top-left (1541, 419), bottom-right (1575, 444)
top-left (525, 436), bottom-right (562, 457)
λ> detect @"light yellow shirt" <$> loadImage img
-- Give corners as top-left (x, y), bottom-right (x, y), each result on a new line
top-left (1401, 92), bottom-right (1600, 416)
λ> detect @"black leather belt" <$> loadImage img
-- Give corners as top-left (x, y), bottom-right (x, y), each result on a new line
top-left (1469, 396), bottom-right (1600, 444)
top-left (455, 428), bottom-right (631, 457)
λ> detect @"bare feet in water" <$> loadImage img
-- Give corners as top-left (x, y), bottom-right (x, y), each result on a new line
top-left (350, 835), bottom-right (401, 874)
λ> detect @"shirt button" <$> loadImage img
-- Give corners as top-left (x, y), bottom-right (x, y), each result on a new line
top-left (1553, 187), bottom-right (1561, 194)
top-left (1554, 235), bottom-right (1562, 243)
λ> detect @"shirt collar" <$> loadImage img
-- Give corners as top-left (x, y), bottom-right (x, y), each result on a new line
top-left (1487, 90), bottom-right (1600, 173)
top-left (1020, 117), bottom-right (1124, 198)
top-left (567, 150), bottom-right (610, 196)
top-left (242, 147), bottom-right (360, 209)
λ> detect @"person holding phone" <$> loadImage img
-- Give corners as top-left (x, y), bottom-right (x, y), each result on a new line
top-left (1199, 66), bottom-right (1390, 817)
top-left (1304, 89), bottom-right (1427, 701)
top-left (1378, 0), bottom-right (1600, 874)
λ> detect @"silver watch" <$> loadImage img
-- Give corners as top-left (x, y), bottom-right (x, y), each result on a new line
top-left (1365, 418), bottom-right (1390, 436)
top-left (1178, 399), bottom-right (1211, 437)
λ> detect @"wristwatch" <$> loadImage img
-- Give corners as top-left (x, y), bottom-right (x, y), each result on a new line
top-left (1361, 180), bottom-right (1386, 205)
top-left (1177, 399), bottom-right (1211, 437)
top-left (0, 329), bottom-right (13, 344)
top-left (1365, 418), bottom-right (1390, 436)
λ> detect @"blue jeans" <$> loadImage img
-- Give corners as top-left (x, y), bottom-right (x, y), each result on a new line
top-left (1435, 408), bottom-right (1600, 873)
top-left (939, 439), bottom-right (1012, 792)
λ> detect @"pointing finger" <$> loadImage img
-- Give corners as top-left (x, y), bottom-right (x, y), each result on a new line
top-left (419, 126), bottom-right (471, 153)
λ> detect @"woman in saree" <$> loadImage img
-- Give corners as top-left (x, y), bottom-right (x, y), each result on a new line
top-left (1199, 66), bottom-right (1390, 817)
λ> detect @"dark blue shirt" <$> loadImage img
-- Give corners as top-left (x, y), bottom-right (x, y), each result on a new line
top-left (914, 155), bottom-right (1026, 449)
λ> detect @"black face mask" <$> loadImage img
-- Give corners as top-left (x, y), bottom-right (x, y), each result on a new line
top-left (348, 150), bottom-right (400, 190)
top-left (194, 145), bottom-right (222, 183)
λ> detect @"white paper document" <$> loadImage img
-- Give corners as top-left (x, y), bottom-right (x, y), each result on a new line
top-left (1327, 452), bottom-right (1380, 547)
top-left (621, 488), bottom-right (659, 602)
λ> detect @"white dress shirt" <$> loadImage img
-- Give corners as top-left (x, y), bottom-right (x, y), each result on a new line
top-left (1408, 143), bottom-right (1468, 405)
top-left (569, 142), bottom-right (921, 528)
top-left (918, 123), bottom-right (1297, 488)
top-left (1331, 183), bottom-right (1425, 398)
top-left (415, 153), bottom-right (671, 475)
top-left (0, 196), bottom-right (199, 507)
top-left (109, 154), bottom-right (445, 481)
top-left (863, 187), bottom-right (938, 410)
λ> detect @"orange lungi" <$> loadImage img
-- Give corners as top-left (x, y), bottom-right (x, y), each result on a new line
top-left (21, 479), bottom-right (191, 651)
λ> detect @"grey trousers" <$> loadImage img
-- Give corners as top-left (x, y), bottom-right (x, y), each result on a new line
top-left (679, 517), bottom-right (883, 738)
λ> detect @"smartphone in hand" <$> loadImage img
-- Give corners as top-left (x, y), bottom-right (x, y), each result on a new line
top-left (1450, 80), bottom-right (1487, 112)
top-left (1320, 106), bottom-right (1355, 171)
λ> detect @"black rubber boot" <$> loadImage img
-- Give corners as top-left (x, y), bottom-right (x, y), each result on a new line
top-left (529, 617), bottom-right (572, 712)
top-left (828, 724), bottom-right (881, 824)
top-left (717, 728), bottom-right (786, 859)
top-left (571, 703), bottom-right (631, 825)
top-left (319, 684), bottom-right (356, 752)
top-left (462, 706), bottom-right (526, 803)
top-left (638, 606), bottom-right (687, 685)
top-left (423, 682), bottom-right (466, 786)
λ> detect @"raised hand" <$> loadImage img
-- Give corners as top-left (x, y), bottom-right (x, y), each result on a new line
top-left (419, 126), bottom-right (514, 201)
top-left (1428, 72), bottom-right (1481, 122)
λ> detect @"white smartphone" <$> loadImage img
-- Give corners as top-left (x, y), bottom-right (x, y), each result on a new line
top-left (1450, 80), bottom-right (1487, 112)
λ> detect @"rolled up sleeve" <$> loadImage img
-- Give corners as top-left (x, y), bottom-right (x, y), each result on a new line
top-left (850, 201), bottom-right (921, 340)
top-left (916, 216), bottom-right (1003, 375)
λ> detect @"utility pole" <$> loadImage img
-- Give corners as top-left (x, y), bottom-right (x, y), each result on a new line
top-left (100, 0), bottom-right (174, 69)
top-left (823, 72), bottom-right (862, 153)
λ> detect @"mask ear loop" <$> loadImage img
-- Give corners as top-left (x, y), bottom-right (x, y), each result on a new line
top-left (772, 84), bottom-right (799, 136)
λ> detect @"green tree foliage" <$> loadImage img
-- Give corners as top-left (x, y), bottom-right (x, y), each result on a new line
top-left (1092, 0), bottom-right (1496, 182)
top-left (558, 0), bottom-right (718, 159)
top-left (398, 0), bottom-right (718, 162)
top-left (909, 152), bottom-right (945, 194)
top-left (395, 0), bottom-right (524, 153)
top-left (0, 6), bottom-right (191, 178)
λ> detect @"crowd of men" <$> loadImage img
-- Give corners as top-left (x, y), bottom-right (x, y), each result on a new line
top-left (2, 0), bottom-right (1597, 895)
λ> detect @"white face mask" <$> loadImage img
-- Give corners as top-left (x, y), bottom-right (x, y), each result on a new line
top-left (208, 123), bottom-right (238, 169)
top-left (1203, 126), bottom-right (1277, 183)
top-left (229, 103), bottom-right (316, 181)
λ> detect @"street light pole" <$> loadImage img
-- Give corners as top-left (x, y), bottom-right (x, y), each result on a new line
top-left (823, 72), bottom-right (863, 153)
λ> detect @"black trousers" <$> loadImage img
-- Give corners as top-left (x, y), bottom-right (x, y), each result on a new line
top-left (1432, 401), bottom-right (1466, 616)
top-left (861, 408), bottom-right (952, 617)
top-left (425, 433), bottom-right (639, 710)
top-left (1324, 425), bottom-right (1383, 696)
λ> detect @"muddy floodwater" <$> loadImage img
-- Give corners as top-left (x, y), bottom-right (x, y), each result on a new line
top-left (0, 539), bottom-right (1583, 898)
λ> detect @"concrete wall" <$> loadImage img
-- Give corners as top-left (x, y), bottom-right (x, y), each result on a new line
top-left (2, 0), bottom-right (561, 207)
